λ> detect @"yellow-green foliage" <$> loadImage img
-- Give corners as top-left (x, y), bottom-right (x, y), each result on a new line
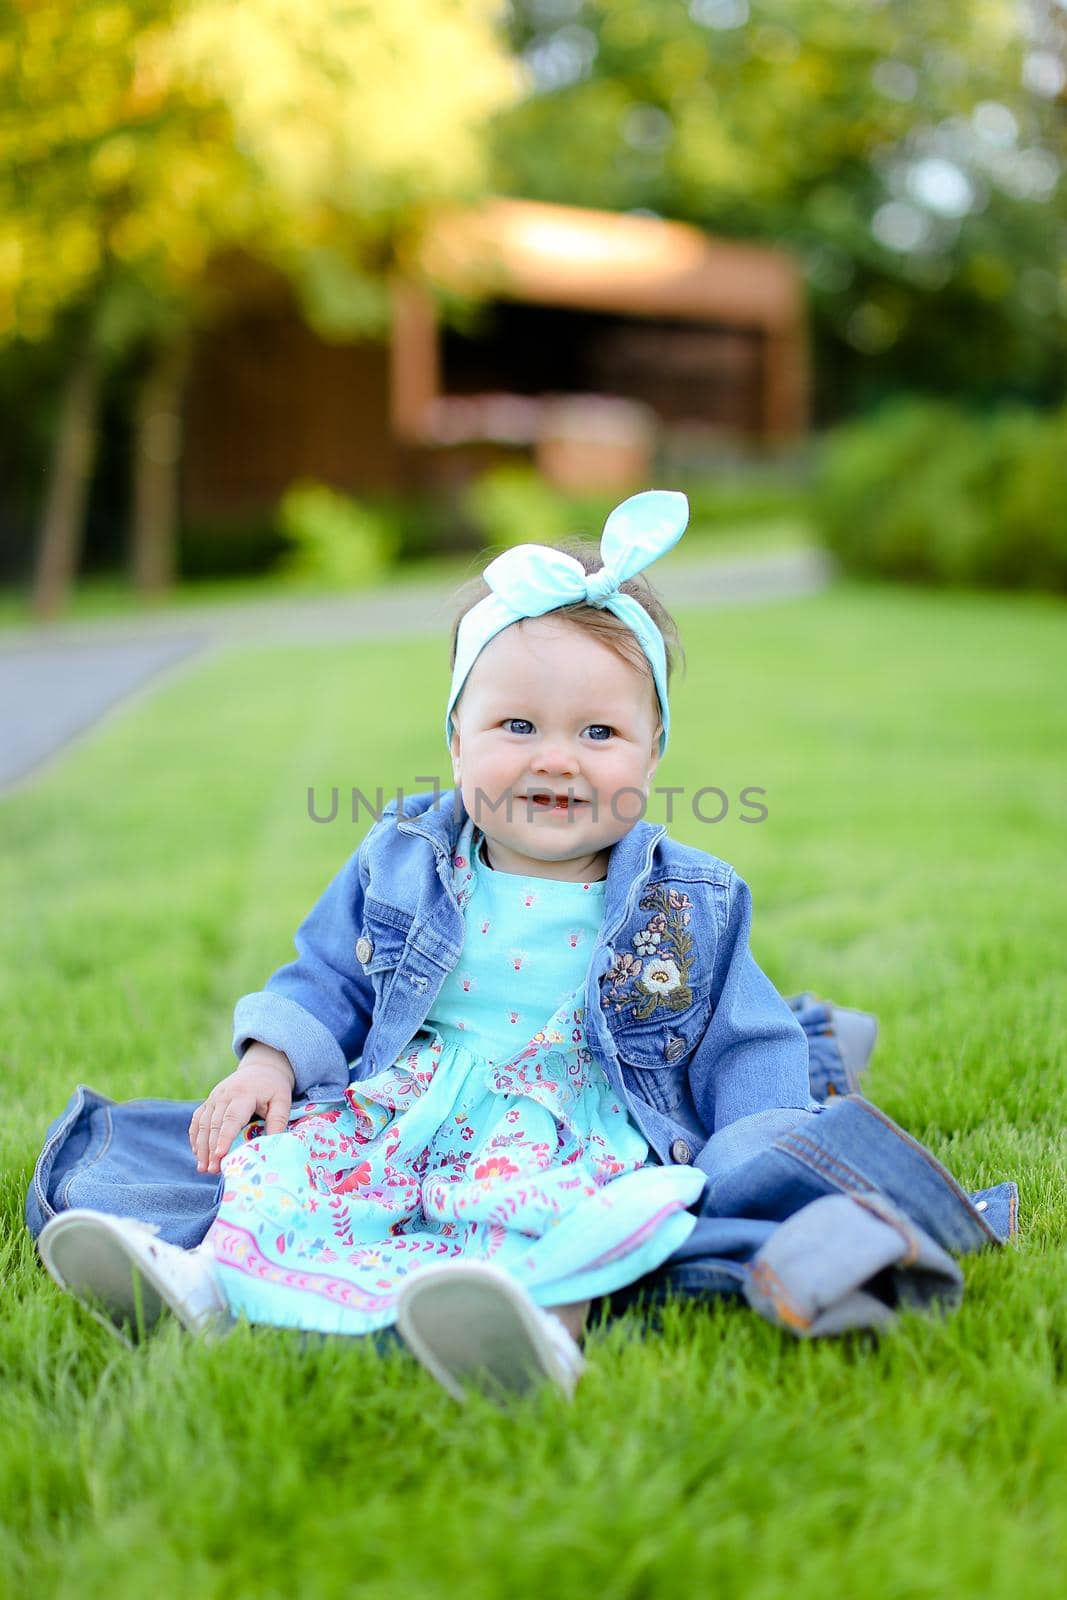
top-left (0, 0), bottom-right (517, 345)
top-left (277, 480), bottom-right (398, 585)
top-left (461, 464), bottom-right (579, 550)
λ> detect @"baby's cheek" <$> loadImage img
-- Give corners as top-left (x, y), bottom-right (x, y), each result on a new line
top-left (601, 784), bottom-right (647, 826)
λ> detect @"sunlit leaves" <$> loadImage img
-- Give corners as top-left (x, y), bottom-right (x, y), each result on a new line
top-left (496, 0), bottom-right (1066, 399)
top-left (0, 0), bottom-right (517, 345)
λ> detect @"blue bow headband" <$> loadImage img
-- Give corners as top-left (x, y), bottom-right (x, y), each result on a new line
top-left (446, 489), bottom-right (689, 756)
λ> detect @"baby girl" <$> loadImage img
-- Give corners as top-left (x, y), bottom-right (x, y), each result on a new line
top-left (35, 490), bottom-right (1012, 1397)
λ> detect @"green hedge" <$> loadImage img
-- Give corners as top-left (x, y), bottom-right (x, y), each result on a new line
top-left (815, 399), bottom-right (1067, 592)
top-left (174, 461), bottom-right (809, 584)
top-left (458, 462), bottom-right (808, 552)
top-left (177, 515), bottom-right (291, 579)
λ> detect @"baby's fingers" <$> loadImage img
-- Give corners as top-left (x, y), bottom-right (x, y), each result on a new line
top-left (193, 1103), bottom-right (217, 1172)
top-left (263, 1089), bottom-right (292, 1138)
top-left (210, 1098), bottom-right (254, 1171)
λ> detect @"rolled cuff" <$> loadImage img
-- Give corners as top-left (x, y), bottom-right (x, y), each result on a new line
top-left (232, 992), bottom-right (352, 1099)
top-left (742, 1192), bottom-right (963, 1338)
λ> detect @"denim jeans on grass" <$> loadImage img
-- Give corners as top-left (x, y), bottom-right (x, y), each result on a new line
top-left (25, 1075), bottom-right (1016, 1341)
top-left (606, 1095), bottom-right (1016, 1336)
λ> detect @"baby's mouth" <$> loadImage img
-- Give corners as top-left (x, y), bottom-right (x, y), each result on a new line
top-left (523, 792), bottom-right (587, 811)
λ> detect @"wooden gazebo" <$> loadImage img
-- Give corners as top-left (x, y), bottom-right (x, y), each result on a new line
top-left (181, 197), bottom-right (808, 521)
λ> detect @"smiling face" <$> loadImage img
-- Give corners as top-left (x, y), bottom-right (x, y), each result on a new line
top-left (449, 614), bottom-right (663, 881)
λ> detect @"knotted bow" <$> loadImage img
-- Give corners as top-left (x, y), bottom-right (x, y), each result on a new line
top-left (446, 489), bottom-right (689, 755)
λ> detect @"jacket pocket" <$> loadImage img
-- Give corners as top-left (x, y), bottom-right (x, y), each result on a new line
top-left (612, 1006), bottom-right (706, 1114)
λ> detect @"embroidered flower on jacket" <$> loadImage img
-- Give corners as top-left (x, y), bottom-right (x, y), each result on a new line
top-left (603, 883), bottom-right (696, 1020)
top-left (639, 956), bottom-right (682, 995)
top-left (606, 951), bottom-right (641, 986)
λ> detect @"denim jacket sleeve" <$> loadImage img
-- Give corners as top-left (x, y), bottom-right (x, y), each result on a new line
top-left (688, 869), bottom-right (812, 1137)
top-left (231, 842), bottom-right (375, 1098)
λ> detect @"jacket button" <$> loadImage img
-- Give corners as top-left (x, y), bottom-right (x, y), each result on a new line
top-left (355, 936), bottom-right (373, 965)
top-left (670, 1138), bottom-right (691, 1165)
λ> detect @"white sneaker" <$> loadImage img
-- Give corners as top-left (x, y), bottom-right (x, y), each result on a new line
top-left (38, 1210), bottom-right (231, 1345)
top-left (396, 1260), bottom-right (586, 1404)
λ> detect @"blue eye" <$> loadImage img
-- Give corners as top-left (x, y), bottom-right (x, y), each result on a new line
top-left (503, 718), bottom-right (534, 735)
top-left (585, 725), bottom-right (613, 741)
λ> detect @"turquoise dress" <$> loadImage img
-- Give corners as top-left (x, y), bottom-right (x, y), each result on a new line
top-left (206, 819), bottom-right (703, 1334)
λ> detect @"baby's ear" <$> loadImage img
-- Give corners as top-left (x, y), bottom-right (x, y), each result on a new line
top-left (648, 725), bottom-right (663, 774)
top-left (449, 726), bottom-right (462, 780)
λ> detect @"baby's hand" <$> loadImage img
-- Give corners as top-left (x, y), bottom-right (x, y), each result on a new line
top-left (190, 1044), bottom-right (296, 1174)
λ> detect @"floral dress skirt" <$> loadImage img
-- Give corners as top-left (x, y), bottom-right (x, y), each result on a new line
top-left (206, 989), bottom-right (704, 1336)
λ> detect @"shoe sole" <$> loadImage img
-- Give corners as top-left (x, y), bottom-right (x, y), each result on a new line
top-left (831, 1007), bottom-right (879, 1090)
top-left (396, 1262), bottom-right (581, 1404)
top-left (38, 1210), bottom-right (223, 1344)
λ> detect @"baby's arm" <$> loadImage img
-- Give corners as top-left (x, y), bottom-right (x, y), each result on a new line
top-left (230, 842), bottom-right (377, 1094)
top-left (191, 837), bottom-right (379, 1167)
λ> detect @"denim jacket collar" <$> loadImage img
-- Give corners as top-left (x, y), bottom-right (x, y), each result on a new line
top-left (393, 787), bottom-right (667, 949)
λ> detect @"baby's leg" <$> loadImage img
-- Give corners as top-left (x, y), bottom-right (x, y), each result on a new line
top-left (548, 1298), bottom-right (590, 1342)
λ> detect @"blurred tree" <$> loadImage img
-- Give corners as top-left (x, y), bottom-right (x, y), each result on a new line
top-left (493, 0), bottom-right (1067, 417)
top-left (0, 0), bottom-right (515, 614)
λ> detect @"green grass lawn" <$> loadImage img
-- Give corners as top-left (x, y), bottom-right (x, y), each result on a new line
top-left (2, 580), bottom-right (1065, 1599)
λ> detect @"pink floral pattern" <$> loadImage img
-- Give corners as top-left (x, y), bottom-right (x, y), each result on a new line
top-left (207, 986), bottom-right (701, 1336)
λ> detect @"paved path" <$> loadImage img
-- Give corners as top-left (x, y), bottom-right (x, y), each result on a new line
top-left (0, 545), bottom-right (833, 794)
top-left (0, 634), bottom-right (211, 794)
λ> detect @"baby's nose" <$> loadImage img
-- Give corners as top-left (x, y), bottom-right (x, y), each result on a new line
top-left (532, 741), bottom-right (578, 776)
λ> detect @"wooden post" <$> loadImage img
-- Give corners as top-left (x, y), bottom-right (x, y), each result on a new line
top-left (389, 280), bottom-right (439, 443)
top-left (131, 333), bottom-right (191, 599)
top-left (763, 328), bottom-right (811, 439)
top-left (30, 335), bottom-right (101, 619)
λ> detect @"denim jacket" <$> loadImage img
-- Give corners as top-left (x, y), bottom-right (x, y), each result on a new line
top-left (232, 786), bottom-right (814, 1171)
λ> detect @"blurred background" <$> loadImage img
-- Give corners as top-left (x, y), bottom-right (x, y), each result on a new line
top-left (1, 0), bottom-right (1065, 618)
